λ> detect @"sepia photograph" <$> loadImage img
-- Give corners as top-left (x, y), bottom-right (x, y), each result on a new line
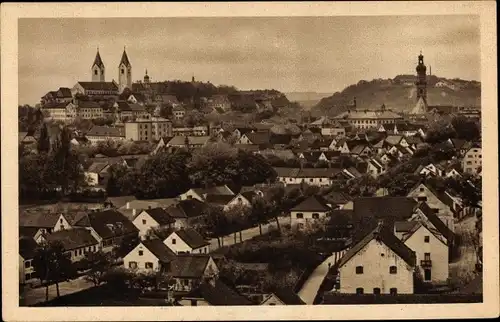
top-left (2, 1), bottom-right (498, 321)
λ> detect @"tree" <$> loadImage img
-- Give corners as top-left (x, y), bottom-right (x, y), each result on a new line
top-left (205, 206), bottom-right (229, 247)
top-left (451, 116), bottom-right (480, 141)
top-left (250, 197), bottom-right (272, 235)
top-left (183, 110), bottom-right (206, 127)
top-left (32, 240), bottom-right (74, 300)
top-left (188, 142), bottom-right (239, 187)
top-left (81, 251), bottom-right (112, 286)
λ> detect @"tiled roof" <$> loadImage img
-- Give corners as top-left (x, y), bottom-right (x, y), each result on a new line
top-left (143, 208), bottom-right (176, 225)
top-left (19, 212), bottom-right (61, 228)
top-left (258, 149), bottom-right (296, 160)
top-left (267, 287), bottom-right (305, 305)
top-left (327, 209), bottom-right (354, 226)
top-left (77, 82), bottom-right (118, 92)
top-left (43, 102), bottom-right (70, 109)
top-left (415, 202), bottom-right (454, 242)
top-left (166, 199), bottom-right (208, 219)
top-left (300, 151), bottom-right (322, 162)
top-left (74, 209), bottom-right (138, 239)
top-left (291, 195), bottom-right (331, 212)
top-left (170, 254), bottom-right (212, 278)
top-left (166, 136), bottom-right (210, 146)
top-left (174, 228), bottom-right (209, 249)
top-left (19, 236), bottom-right (38, 259)
top-left (324, 191), bottom-right (352, 205)
top-left (87, 161), bottom-right (109, 173)
top-left (334, 109), bottom-right (403, 120)
top-left (270, 134), bottom-right (293, 145)
top-left (273, 167), bottom-right (300, 177)
top-left (46, 228), bottom-right (99, 251)
top-left (77, 100), bottom-right (102, 109)
top-left (142, 238), bottom-right (176, 263)
top-left (384, 135), bottom-right (403, 146)
top-left (244, 132), bottom-right (270, 145)
top-left (86, 125), bottom-right (125, 137)
top-left (205, 194), bottom-right (234, 205)
top-left (57, 87), bottom-right (73, 98)
top-left (186, 280), bottom-right (253, 305)
top-left (191, 185), bottom-right (234, 197)
top-left (105, 196), bottom-right (137, 208)
top-left (297, 168), bottom-right (341, 178)
top-left (337, 223), bottom-right (416, 268)
top-left (19, 226), bottom-right (42, 239)
top-left (240, 191), bottom-right (258, 203)
top-left (394, 221), bottom-right (418, 232)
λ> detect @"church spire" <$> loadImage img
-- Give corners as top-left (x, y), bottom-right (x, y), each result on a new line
top-left (92, 48), bottom-right (104, 69)
top-left (91, 48), bottom-right (105, 82)
top-left (119, 46), bottom-right (131, 68)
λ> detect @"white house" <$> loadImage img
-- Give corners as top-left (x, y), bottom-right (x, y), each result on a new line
top-left (124, 238), bottom-right (176, 273)
top-left (178, 279), bottom-right (253, 306)
top-left (19, 213), bottom-right (73, 234)
top-left (19, 237), bottom-right (38, 284)
top-left (367, 158), bottom-right (385, 178)
top-left (164, 228), bottom-right (210, 254)
top-left (395, 220), bottom-right (449, 284)
top-left (223, 191), bottom-right (258, 211)
top-left (337, 224), bottom-right (416, 294)
top-left (170, 254), bottom-right (219, 292)
top-left (290, 195), bottom-right (331, 229)
top-left (179, 186), bottom-right (234, 202)
top-left (132, 207), bottom-right (176, 238)
top-left (407, 183), bottom-right (455, 233)
top-left (45, 228), bottom-right (100, 263)
top-left (260, 288), bottom-right (306, 305)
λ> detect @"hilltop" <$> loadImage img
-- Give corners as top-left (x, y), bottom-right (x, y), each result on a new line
top-left (311, 75), bottom-right (481, 117)
top-left (284, 92), bottom-right (333, 110)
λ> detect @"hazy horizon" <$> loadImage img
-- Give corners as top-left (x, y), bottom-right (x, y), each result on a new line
top-left (19, 15), bottom-right (480, 105)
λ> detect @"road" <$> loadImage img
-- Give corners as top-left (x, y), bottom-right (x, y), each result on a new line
top-left (21, 276), bottom-right (94, 306)
top-left (297, 253), bottom-right (338, 304)
top-left (209, 216), bottom-right (290, 250)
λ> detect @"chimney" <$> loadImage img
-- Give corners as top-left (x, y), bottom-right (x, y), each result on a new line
top-left (126, 202), bottom-right (130, 209)
top-left (133, 208), bottom-right (136, 216)
top-left (148, 205), bottom-right (152, 209)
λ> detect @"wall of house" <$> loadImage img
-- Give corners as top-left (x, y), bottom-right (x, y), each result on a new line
top-left (404, 226), bottom-right (449, 283)
top-left (133, 212), bottom-right (160, 238)
top-left (179, 190), bottom-right (204, 202)
top-left (291, 210), bottom-right (328, 228)
top-left (261, 294), bottom-right (285, 305)
top-left (84, 172), bottom-right (99, 186)
top-left (164, 232), bottom-right (193, 254)
top-left (321, 128), bottom-right (345, 136)
top-left (53, 215), bottom-right (72, 232)
top-left (338, 239), bottom-right (414, 294)
top-left (173, 277), bottom-right (197, 292)
top-left (67, 244), bottom-right (99, 262)
top-left (123, 243), bottom-right (161, 272)
top-left (225, 195), bottom-right (251, 210)
top-left (178, 298), bottom-right (211, 306)
top-left (173, 218), bottom-right (189, 230)
top-left (19, 256), bottom-right (36, 284)
top-left (462, 148), bottom-right (482, 174)
top-left (407, 184), bottom-right (454, 232)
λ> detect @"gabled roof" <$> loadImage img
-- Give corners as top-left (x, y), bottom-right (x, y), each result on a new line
top-left (19, 236), bottom-right (39, 259)
top-left (394, 221), bottom-right (418, 233)
top-left (77, 82), bottom-right (118, 92)
top-left (166, 199), bottom-right (209, 219)
top-left (353, 197), bottom-right (417, 223)
top-left (142, 238), bottom-right (176, 263)
top-left (337, 223), bottom-right (416, 268)
top-left (384, 135), bottom-right (404, 146)
top-left (57, 87), bottom-right (73, 98)
top-left (74, 209), bottom-right (138, 239)
top-left (244, 132), bottom-right (270, 145)
top-left (19, 226), bottom-right (43, 239)
top-left (186, 279), bottom-right (253, 305)
top-left (240, 191), bottom-right (259, 203)
top-left (141, 207), bottom-right (176, 225)
top-left (264, 287), bottom-right (305, 305)
top-left (86, 161), bottom-right (109, 173)
top-left (46, 228), bottom-right (99, 251)
top-left (190, 185), bottom-right (234, 197)
top-left (173, 228), bottom-right (209, 249)
top-left (105, 196), bottom-right (137, 208)
top-left (324, 191), bottom-right (352, 205)
top-left (19, 212), bottom-right (62, 228)
top-left (291, 195), bottom-right (331, 212)
top-left (205, 194), bottom-right (235, 205)
top-left (166, 136), bottom-right (211, 146)
top-left (86, 125), bottom-right (125, 137)
top-left (273, 167), bottom-right (300, 177)
top-left (170, 254), bottom-right (213, 278)
top-left (300, 151), bottom-right (322, 162)
top-left (414, 202), bottom-right (454, 242)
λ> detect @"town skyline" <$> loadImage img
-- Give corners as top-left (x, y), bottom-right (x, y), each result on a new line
top-left (19, 15), bottom-right (480, 105)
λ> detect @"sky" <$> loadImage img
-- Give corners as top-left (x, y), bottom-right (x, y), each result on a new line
top-left (18, 15), bottom-right (480, 105)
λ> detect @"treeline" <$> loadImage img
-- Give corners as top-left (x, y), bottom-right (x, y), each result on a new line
top-left (106, 142), bottom-right (277, 199)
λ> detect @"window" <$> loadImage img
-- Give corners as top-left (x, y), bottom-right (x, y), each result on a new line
top-left (172, 238), bottom-right (176, 244)
top-left (129, 261), bottom-right (137, 269)
top-left (183, 279), bottom-right (189, 286)
top-left (417, 196), bottom-right (427, 202)
top-left (356, 288), bottom-right (364, 294)
top-left (121, 69), bottom-right (125, 74)
top-left (145, 262), bottom-right (153, 269)
top-left (25, 273), bottom-right (32, 281)
top-left (296, 213), bottom-right (304, 219)
top-left (390, 288), bottom-right (398, 295)
top-left (424, 269), bottom-right (432, 281)
top-left (373, 288), bottom-right (381, 295)
top-left (419, 187), bottom-right (425, 192)
top-left (24, 260), bottom-right (31, 269)
top-left (424, 236), bottom-right (430, 243)
top-left (138, 250), bottom-right (143, 256)
top-left (424, 253), bottom-right (431, 260)
top-left (94, 70), bottom-right (98, 75)
top-left (142, 219), bottom-right (146, 225)
top-left (389, 266), bottom-right (397, 274)
top-left (191, 299), bottom-right (197, 306)
top-left (60, 218), bottom-right (63, 224)
top-left (312, 213), bottom-right (320, 219)
top-left (355, 266), bottom-right (363, 274)
top-left (309, 179), bottom-right (314, 182)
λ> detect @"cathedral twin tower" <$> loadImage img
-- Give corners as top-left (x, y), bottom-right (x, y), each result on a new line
top-left (91, 47), bottom-right (132, 92)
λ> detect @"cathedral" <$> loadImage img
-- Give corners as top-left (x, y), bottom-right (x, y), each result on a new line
top-left (90, 47), bottom-right (132, 93)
